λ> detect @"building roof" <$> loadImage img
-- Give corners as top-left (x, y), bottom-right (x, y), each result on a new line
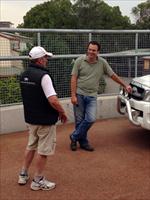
top-left (0, 21), bottom-right (14, 28)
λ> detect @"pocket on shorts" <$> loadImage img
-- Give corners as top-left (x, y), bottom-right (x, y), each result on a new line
top-left (38, 125), bottom-right (56, 155)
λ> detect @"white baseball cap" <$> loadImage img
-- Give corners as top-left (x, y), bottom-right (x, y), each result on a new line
top-left (29, 46), bottom-right (53, 59)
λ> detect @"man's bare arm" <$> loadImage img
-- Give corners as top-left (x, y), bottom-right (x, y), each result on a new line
top-left (71, 74), bottom-right (78, 105)
top-left (48, 95), bottom-right (67, 123)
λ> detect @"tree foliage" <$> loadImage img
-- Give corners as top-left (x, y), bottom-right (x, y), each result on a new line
top-left (72, 0), bottom-right (131, 29)
top-left (18, 0), bottom-right (131, 29)
top-left (132, 0), bottom-right (150, 29)
top-left (20, 0), bottom-right (76, 28)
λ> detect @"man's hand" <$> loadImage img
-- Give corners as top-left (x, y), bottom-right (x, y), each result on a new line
top-left (59, 112), bottom-right (67, 123)
top-left (71, 95), bottom-right (78, 105)
top-left (124, 85), bottom-right (132, 93)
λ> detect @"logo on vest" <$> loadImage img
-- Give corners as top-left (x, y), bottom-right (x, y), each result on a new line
top-left (24, 77), bottom-right (29, 81)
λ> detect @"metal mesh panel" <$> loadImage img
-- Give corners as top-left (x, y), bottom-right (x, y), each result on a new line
top-left (40, 32), bottom-right (90, 54)
top-left (92, 33), bottom-right (136, 53)
top-left (104, 56), bottom-right (147, 77)
top-left (48, 58), bottom-right (72, 98)
top-left (138, 32), bottom-right (150, 49)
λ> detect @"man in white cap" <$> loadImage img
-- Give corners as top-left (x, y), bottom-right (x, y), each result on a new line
top-left (18, 46), bottom-right (67, 191)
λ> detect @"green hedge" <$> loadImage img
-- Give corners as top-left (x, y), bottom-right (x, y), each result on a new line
top-left (0, 76), bottom-right (22, 105)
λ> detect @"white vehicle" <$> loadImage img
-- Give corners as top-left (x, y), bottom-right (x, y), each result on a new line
top-left (117, 75), bottom-right (150, 130)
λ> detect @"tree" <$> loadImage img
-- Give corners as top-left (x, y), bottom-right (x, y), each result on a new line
top-left (19, 0), bottom-right (76, 28)
top-left (132, 0), bottom-right (150, 29)
top-left (72, 0), bottom-right (131, 29)
top-left (18, 0), bottom-right (131, 29)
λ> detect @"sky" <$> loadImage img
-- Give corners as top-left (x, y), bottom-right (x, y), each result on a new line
top-left (0, 0), bottom-right (147, 27)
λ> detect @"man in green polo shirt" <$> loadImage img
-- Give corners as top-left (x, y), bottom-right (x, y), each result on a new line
top-left (70, 41), bottom-right (132, 151)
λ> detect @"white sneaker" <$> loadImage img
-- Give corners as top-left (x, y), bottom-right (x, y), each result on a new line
top-left (18, 174), bottom-right (29, 185)
top-left (30, 177), bottom-right (56, 191)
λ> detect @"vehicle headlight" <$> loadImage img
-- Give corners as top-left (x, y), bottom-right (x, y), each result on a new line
top-left (144, 90), bottom-right (150, 102)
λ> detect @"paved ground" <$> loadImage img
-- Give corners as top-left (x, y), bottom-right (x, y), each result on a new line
top-left (0, 118), bottom-right (150, 200)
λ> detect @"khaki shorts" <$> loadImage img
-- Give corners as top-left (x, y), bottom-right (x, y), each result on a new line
top-left (26, 124), bottom-right (56, 155)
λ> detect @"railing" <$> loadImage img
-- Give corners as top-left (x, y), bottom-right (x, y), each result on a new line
top-left (0, 28), bottom-right (150, 106)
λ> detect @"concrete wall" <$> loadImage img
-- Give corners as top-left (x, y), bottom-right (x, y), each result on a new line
top-left (0, 95), bottom-right (122, 134)
top-left (0, 105), bottom-right (27, 134)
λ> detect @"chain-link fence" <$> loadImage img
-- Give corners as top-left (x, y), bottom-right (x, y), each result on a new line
top-left (0, 28), bottom-right (150, 106)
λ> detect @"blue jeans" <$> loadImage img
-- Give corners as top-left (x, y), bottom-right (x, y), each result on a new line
top-left (71, 94), bottom-right (97, 146)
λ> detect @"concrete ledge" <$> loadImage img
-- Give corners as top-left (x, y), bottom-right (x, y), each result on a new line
top-left (0, 105), bottom-right (27, 134)
top-left (0, 96), bottom-right (122, 134)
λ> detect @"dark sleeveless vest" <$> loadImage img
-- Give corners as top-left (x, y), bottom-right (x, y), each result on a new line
top-left (20, 63), bottom-right (59, 125)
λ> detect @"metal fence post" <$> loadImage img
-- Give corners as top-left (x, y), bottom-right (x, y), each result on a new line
top-left (89, 32), bottom-right (92, 42)
top-left (37, 32), bottom-right (41, 46)
top-left (135, 32), bottom-right (138, 77)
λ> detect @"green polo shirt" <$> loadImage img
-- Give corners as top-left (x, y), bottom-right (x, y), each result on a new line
top-left (71, 55), bottom-right (114, 96)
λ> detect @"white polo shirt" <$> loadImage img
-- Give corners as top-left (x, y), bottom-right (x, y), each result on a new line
top-left (41, 74), bottom-right (57, 98)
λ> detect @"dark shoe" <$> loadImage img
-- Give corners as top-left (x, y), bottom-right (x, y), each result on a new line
top-left (80, 144), bottom-right (94, 152)
top-left (70, 135), bottom-right (77, 151)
